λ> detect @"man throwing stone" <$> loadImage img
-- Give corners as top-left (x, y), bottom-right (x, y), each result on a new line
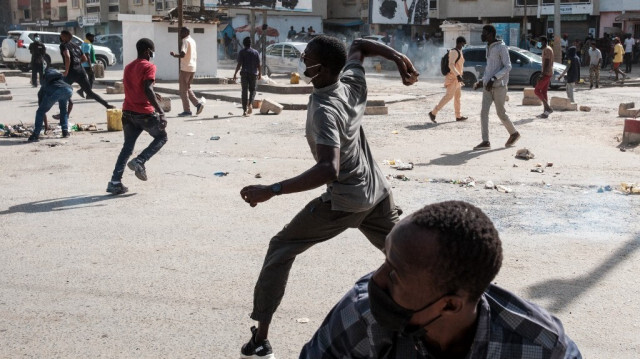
top-left (301, 201), bottom-right (583, 359)
top-left (534, 36), bottom-right (554, 118)
top-left (473, 25), bottom-right (520, 150)
top-left (107, 39), bottom-right (167, 195)
top-left (428, 36), bottom-right (467, 123)
top-left (239, 35), bottom-right (418, 358)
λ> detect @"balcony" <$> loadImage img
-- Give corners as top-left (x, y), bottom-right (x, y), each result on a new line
top-left (86, 0), bottom-right (100, 7)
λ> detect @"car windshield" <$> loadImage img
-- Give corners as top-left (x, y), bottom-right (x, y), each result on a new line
top-left (516, 48), bottom-right (542, 62)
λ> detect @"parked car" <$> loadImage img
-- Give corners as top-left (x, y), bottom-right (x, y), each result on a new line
top-left (2, 31), bottom-right (117, 72)
top-left (290, 32), bottom-right (322, 43)
top-left (461, 45), bottom-right (566, 88)
top-left (265, 41), bottom-right (307, 76)
top-left (95, 34), bottom-right (122, 63)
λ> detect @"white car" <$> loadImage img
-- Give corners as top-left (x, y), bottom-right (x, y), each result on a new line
top-left (265, 41), bottom-right (307, 76)
top-left (2, 31), bottom-right (117, 71)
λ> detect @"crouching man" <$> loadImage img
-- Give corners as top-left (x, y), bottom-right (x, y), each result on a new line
top-left (28, 68), bottom-right (73, 142)
top-left (300, 201), bottom-right (582, 359)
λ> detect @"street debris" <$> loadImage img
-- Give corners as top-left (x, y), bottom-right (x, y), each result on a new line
top-left (393, 174), bottom-right (410, 181)
top-left (515, 148), bottom-right (535, 160)
top-left (485, 180), bottom-right (495, 189)
top-left (597, 185), bottom-right (613, 193)
top-left (496, 185), bottom-right (513, 193)
top-left (384, 159), bottom-right (414, 170)
top-left (255, 173), bottom-right (262, 179)
top-left (210, 136), bottom-right (220, 140)
top-left (621, 182), bottom-right (640, 194)
top-left (546, 162), bottom-right (554, 167)
top-left (214, 172), bottom-right (229, 177)
top-left (187, 133), bottom-right (194, 136)
top-left (296, 317), bottom-right (310, 324)
top-left (531, 168), bottom-right (544, 173)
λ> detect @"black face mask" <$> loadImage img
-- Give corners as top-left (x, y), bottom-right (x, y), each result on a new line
top-left (481, 34), bottom-right (487, 43)
top-left (368, 277), bottom-right (443, 337)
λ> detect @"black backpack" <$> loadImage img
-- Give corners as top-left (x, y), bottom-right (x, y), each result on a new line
top-left (441, 48), bottom-right (461, 76)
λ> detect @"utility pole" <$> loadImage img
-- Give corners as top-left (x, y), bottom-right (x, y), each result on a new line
top-left (553, 0), bottom-right (562, 62)
top-left (523, 0), bottom-right (528, 49)
top-left (178, 0), bottom-right (183, 73)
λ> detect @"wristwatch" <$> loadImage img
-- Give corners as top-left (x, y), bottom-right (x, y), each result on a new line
top-left (271, 182), bottom-right (282, 195)
top-left (491, 76), bottom-right (498, 82)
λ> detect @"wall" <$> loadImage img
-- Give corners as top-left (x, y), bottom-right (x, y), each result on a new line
top-left (231, 14), bottom-right (322, 43)
top-left (120, 14), bottom-right (217, 80)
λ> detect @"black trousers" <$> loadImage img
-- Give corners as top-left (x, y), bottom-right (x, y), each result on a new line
top-left (624, 52), bottom-right (633, 73)
top-left (31, 62), bottom-right (44, 86)
top-left (64, 68), bottom-right (109, 108)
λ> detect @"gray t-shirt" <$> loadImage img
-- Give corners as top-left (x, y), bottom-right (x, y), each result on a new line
top-left (305, 60), bottom-right (390, 212)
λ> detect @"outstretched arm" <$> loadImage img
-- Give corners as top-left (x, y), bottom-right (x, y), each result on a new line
top-left (347, 38), bottom-right (419, 86)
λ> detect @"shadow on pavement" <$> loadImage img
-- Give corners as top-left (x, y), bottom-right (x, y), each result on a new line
top-left (416, 148), bottom-right (508, 167)
top-left (0, 138), bottom-right (30, 146)
top-left (405, 121), bottom-right (457, 131)
top-left (526, 235), bottom-right (640, 312)
top-left (513, 117), bottom-right (536, 126)
top-left (0, 194), bottom-right (136, 215)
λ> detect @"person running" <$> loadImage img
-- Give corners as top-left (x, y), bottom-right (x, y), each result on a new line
top-left (106, 38), bottom-right (167, 195)
top-left (557, 46), bottom-right (580, 103)
top-left (473, 25), bottom-right (520, 150)
top-left (428, 36), bottom-right (467, 123)
top-left (588, 41), bottom-right (602, 89)
top-left (612, 37), bottom-right (627, 82)
top-left (27, 68), bottom-right (73, 142)
top-left (233, 37), bottom-right (261, 117)
top-left (534, 36), bottom-right (554, 118)
top-left (28, 33), bottom-right (46, 87)
top-left (77, 33), bottom-right (96, 99)
top-left (238, 35), bottom-right (418, 359)
top-left (300, 201), bottom-right (583, 359)
top-left (170, 27), bottom-right (204, 116)
top-left (59, 30), bottom-right (114, 111)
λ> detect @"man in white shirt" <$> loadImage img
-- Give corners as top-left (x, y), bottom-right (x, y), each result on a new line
top-left (588, 42), bottom-right (602, 89)
top-left (170, 27), bottom-right (204, 116)
top-left (624, 34), bottom-right (635, 73)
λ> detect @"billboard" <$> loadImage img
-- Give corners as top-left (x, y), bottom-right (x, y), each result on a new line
top-left (204, 0), bottom-right (312, 12)
top-left (372, 0), bottom-right (429, 25)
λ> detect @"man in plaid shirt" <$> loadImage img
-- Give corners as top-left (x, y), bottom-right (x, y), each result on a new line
top-left (300, 201), bottom-right (582, 359)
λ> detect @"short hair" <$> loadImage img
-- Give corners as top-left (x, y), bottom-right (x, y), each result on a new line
top-left (456, 36), bottom-right (467, 44)
top-left (60, 30), bottom-right (72, 37)
top-left (86, 33), bottom-right (94, 39)
top-left (539, 36), bottom-right (548, 43)
top-left (181, 26), bottom-right (190, 33)
top-left (307, 35), bottom-right (347, 76)
top-left (408, 201), bottom-right (503, 300)
top-left (482, 25), bottom-right (496, 37)
top-left (136, 38), bottom-right (155, 54)
top-left (243, 36), bottom-right (251, 47)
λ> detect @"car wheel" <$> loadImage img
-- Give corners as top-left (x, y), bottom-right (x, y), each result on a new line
top-left (96, 56), bottom-right (108, 68)
top-left (18, 64), bottom-right (30, 72)
top-left (462, 71), bottom-right (477, 87)
top-left (530, 72), bottom-right (541, 87)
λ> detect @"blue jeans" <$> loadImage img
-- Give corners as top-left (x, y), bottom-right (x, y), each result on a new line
top-left (110, 111), bottom-right (168, 182)
top-left (34, 86), bottom-right (72, 135)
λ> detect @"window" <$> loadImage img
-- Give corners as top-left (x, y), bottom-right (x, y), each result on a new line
top-left (59, 6), bottom-right (67, 19)
top-left (108, 5), bottom-right (118, 12)
top-left (429, 0), bottom-right (437, 10)
top-left (133, 0), bottom-right (142, 5)
top-left (283, 45), bottom-right (299, 58)
top-left (42, 34), bottom-right (61, 44)
top-left (72, 0), bottom-right (78, 8)
top-left (86, 0), bottom-right (100, 5)
top-left (515, 0), bottom-right (539, 5)
top-left (87, 6), bottom-right (100, 12)
top-left (194, 28), bottom-right (204, 34)
top-left (23, 8), bottom-right (30, 19)
top-left (464, 49), bottom-right (486, 62)
top-left (509, 51), bottom-right (528, 65)
top-left (155, 1), bottom-right (164, 10)
top-left (541, 0), bottom-right (590, 3)
top-left (267, 44), bottom-right (282, 56)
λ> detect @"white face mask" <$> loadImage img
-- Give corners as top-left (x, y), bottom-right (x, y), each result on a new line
top-left (149, 50), bottom-right (155, 60)
top-left (297, 58), bottom-right (320, 84)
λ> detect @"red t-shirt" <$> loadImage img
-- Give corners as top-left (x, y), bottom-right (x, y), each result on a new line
top-left (122, 58), bottom-right (156, 114)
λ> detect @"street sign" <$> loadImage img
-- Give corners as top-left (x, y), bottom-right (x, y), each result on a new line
top-left (36, 19), bottom-right (50, 26)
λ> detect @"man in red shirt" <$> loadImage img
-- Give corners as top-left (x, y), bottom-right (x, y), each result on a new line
top-left (107, 38), bottom-right (167, 195)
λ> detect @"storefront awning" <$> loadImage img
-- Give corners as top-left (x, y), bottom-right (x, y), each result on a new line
top-left (324, 19), bottom-right (364, 27)
top-left (616, 12), bottom-right (640, 21)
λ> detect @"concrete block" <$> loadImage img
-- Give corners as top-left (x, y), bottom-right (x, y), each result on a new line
top-left (365, 106), bottom-right (389, 115)
top-left (114, 81), bottom-right (124, 91)
top-left (619, 103), bottom-right (638, 117)
top-left (92, 63), bottom-right (105, 78)
top-left (260, 98), bottom-right (284, 115)
top-left (522, 97), bottom-right (542, 106)
top-left (106, 86), bottom-right (123, 95)
top-left (623, 118), bottom-right (640, 145)
top-left (523, 88), bottom-right (537, 98)
top-left (0, 95), bottom-right (12, 101)
top-left (367, 100), bottom-right (385, 106)
top-left (550, 97), bottom-right (577, 111)
top-left (0, 73), bottom-right (6, 83)
top-left (579, 106), bottom-right (591, 112)
top-left (0, 89), bottom-right (11, 95)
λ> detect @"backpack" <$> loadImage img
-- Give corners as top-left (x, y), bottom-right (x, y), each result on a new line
top-left (441, 48), bottom-right (461, 76)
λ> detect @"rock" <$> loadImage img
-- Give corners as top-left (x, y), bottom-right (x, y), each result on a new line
top-left (550, 97), bottom-right (577, 111)
top-left (0, 95), bottom-right (13, 101)
top-left (365, 106), bottom-right (389, 115)
top-left (522, 97), bottom-right (542, 106)
top-left (515, 148), bottom-right (535, 160)
top-left (485, 180), bottom-right (495, 189)
top-left (523, 88), bottom-right (537, 98)
top-left (260, 98), bottom-right (284, 115)
top-left (579, 105), bottom-right (591, 112)
top-left (619, 102), bottom-right (638, 117)
top-left (114, 81), bottom-right (124, 91)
